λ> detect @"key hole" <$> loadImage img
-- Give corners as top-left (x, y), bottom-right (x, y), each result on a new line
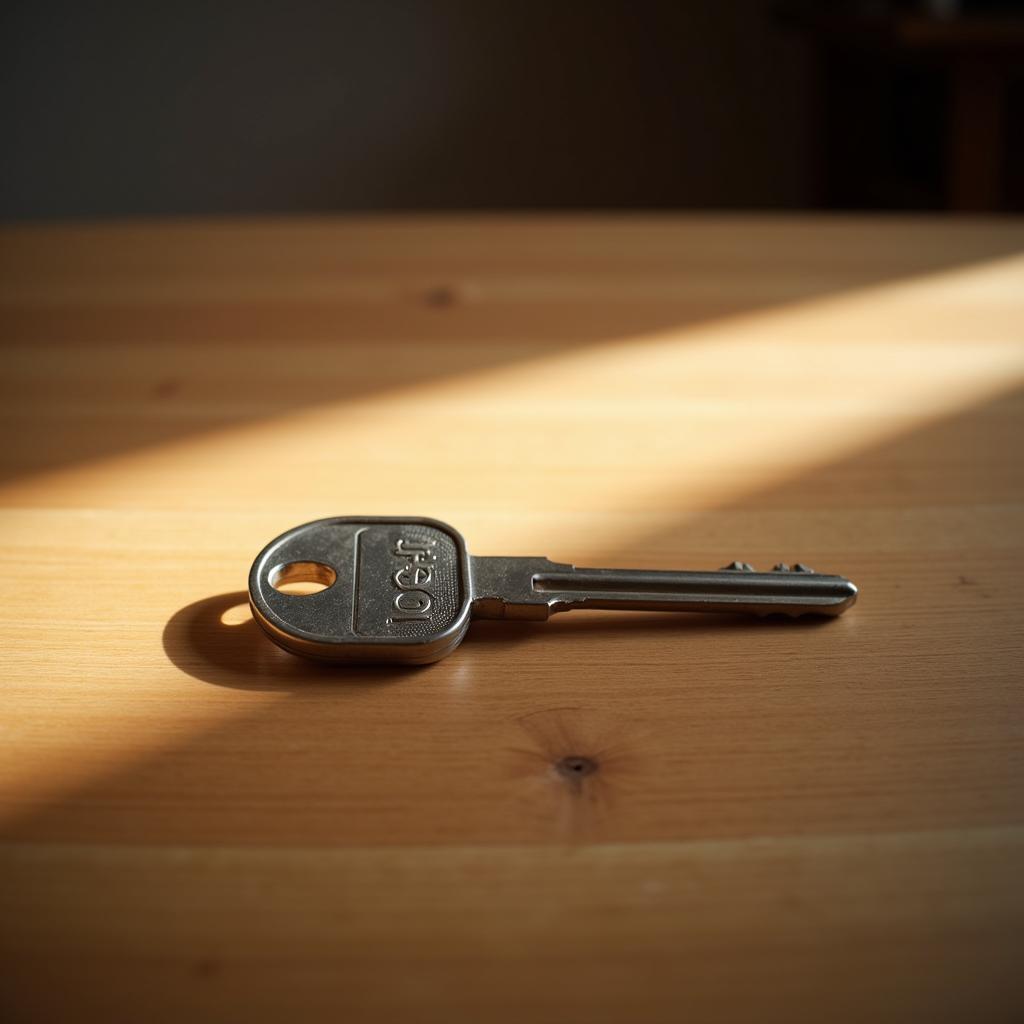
top-left (269, 561), bottom-right (337, 595)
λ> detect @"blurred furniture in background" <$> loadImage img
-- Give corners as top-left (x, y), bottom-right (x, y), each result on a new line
top-left (1, 213), bottom-right (1022, 1022)
top-left (5, 0), bottom-right (1020, 219)
top-left (784, 3), bottom-right (1024, 210)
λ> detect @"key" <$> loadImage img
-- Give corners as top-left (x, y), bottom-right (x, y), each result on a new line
top-left (248, 516), bottom-right (858, 665)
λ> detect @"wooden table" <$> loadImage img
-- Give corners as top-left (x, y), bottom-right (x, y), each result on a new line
top-left (2, 215), bottom-right (1022, 1023)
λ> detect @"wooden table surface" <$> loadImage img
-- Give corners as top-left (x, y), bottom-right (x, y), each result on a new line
top-left (1, 215), bottom-right (1022, 1023)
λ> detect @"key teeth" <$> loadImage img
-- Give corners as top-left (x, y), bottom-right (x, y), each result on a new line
top-left (721, 560), bottom-right (817, 574)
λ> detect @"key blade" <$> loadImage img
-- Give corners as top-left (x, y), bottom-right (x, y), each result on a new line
top-left (471, 556), bottom-right (857, 620)
top-left (533, 568), bottom-right (858, 617)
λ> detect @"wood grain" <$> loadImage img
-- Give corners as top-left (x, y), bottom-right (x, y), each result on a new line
top-left (1, 215), bottom-right (1022, 1023)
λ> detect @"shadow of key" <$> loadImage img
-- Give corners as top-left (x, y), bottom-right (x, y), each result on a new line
top-left (162, 592), bottom-right (417, 692)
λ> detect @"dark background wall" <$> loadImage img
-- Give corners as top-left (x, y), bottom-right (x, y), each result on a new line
top-left (1, 0), bottom-right (811, 218)
top-left (2, 0), bottom-right (1021, 220)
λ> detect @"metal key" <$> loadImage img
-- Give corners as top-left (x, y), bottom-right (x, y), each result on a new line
top-left (248, 516), bottom-right (858, 665)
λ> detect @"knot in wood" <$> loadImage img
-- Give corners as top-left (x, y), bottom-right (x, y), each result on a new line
top-left (556, 755), bottom-right (598, 781)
